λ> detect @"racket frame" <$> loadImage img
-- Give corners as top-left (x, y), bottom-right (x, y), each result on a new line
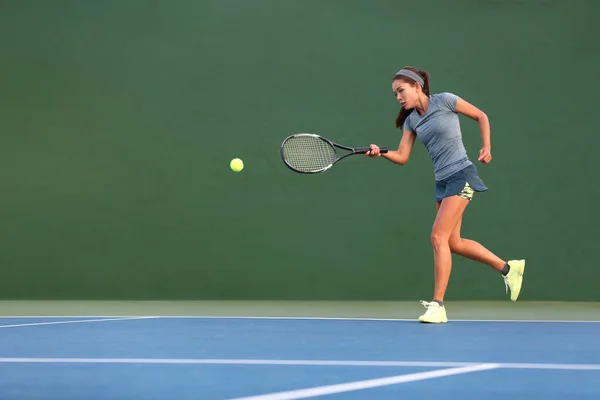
top-left (280, 133), bottom-right (388, 174)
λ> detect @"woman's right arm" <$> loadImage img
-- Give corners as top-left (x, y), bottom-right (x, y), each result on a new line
top-left (367, 130), bottom-right (416, 165)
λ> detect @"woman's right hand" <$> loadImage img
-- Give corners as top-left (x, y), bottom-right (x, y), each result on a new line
top-left (365, 144), bottom-right (381, 157)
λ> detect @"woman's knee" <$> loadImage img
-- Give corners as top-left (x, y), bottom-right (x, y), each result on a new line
top-left (430, 231), bottom-right (450, 250)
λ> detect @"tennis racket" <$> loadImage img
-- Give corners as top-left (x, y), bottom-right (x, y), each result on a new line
top-left (280, 133), bottom-right (388, 174)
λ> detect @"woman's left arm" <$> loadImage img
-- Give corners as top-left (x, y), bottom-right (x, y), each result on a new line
top-left (455, 98), bottom-right (492, 164)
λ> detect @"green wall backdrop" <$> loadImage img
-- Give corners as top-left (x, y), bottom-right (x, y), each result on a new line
top-left (0, 1), bottom-right (598, 301)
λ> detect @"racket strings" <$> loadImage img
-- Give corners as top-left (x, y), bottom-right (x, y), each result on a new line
top-left (282, 136), bottom-right (336, 172)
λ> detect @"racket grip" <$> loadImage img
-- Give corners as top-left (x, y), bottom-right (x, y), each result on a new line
top-left (358, 146), bottom-right (389, 154)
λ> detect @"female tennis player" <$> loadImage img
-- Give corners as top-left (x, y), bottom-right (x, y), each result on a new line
top-left (366, 66), bottom-right (525, 323)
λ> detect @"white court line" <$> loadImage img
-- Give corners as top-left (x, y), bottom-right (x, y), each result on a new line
top-left (0, 358), bottom-right (475, 367)
top-left (501, 362), bottom-right (600, 371)
top-left (1, 315), bottom-right (598, 323)
top-left (0, 316), bottom-right (158, 329)
top-left (0, 358), bottom-right (599, 370)
top-left (156, 316), bottom-right (600, 323)
top-left (226, 364), bottom-right (501, 400)
top-left (0, 316), bottom-right (155, 318)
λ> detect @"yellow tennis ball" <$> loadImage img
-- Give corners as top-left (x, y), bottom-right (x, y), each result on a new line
top-left (230, 158), bottom-right (244, 172)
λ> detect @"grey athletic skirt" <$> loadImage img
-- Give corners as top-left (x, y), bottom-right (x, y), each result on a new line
top-left (435, 164), bottom-right (488, 203)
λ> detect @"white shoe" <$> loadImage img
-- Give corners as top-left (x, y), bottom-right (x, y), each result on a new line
top-left (418, 301), bottom-right (448, 323)
top-left (503, 259), bottom-right (526, 301)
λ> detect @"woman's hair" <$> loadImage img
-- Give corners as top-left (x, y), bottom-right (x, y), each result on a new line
top-left (393, 66), bottom-right (430, 129)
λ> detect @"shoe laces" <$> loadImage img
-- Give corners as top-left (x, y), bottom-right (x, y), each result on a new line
top-left (503, 275), bottom-right (510, 294)
top-left (420, 300), bottom-right (440, 315)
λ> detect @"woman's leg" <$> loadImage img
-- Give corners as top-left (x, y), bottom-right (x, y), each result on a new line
top-left (445, 207), bottom-right (506, 272)
top-left (434, 199), bottom-right (525, 303)
top-left (430, 196), bottom-right (470, 302)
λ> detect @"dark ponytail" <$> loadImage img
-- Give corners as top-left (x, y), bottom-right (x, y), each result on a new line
top-left (393, 66), bottom-right (431, 129)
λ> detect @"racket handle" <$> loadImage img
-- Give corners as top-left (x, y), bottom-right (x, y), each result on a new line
top-left (357, 146), bottom-right (389, 154)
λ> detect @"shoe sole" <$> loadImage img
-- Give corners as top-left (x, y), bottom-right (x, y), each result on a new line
top-left (418, 314), bottom-right (449, 323)
top-left (510, 259), bottom-right (526, 301)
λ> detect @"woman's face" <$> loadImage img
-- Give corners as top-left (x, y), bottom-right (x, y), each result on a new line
top-left (392, 79), bottom-right (419, 109)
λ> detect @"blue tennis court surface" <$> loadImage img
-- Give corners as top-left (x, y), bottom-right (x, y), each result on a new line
top-left (1, 316), bottom-right (599, 399)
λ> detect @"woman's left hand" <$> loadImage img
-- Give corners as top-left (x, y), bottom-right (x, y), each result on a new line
top-left (478, 147), bottom-right (492, 164)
